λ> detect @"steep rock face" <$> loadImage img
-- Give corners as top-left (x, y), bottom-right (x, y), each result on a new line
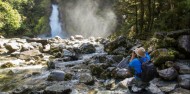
top-left (178, 35), bottom-right (190, 56)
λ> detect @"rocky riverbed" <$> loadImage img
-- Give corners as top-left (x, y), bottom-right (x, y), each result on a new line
top-left (0, 31), bottom-right (190, 94)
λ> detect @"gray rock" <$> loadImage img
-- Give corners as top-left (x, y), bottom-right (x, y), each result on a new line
top-left (112, 46), bottom-right (127, 55)
top-left (26, 38), bottom-right (48, 46)
top-left (21, 43), bottom-right (34, 51)
top-left (30, 42), bottom-right (43, 51)
top-left (178, 35), bottom-right (190, 56)
top-left (170, 88), bottom-right (190, 94)
top-left (147, 83), bottom-right (164, 94)
top-left (79, 73), bottom-right (94, 85)
top-left (47, 61), bottom-right (55, 69)
top-left (178, 74), bottom-right (190, 90)
top-left (0, 92), bottom-right (9, 94)
top-left (159, 83), bottom-right (177, 93)
top-left (158, 67), bottom-right (178, 80)
top-left (4, 42), bottom-right (21, 52)
top-left (176, 60), bottom-right (190, 74)
top-left (79, 43), bottom-right (96, 54)
top-left (47, 70), bottom-right (65, 81)
top-left (12, 85), bottom-right (33, 94)
top-left (104, 79), bottom-right (116, 90)
top-left (18, 49), bottom-right (42, 60)
top-left (44, 82), bottom-right (72, 94)
top-left (43, 44), bottom-right (50, 52)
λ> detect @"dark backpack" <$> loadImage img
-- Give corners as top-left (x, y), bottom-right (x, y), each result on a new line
top-left (138, 59), bottom-right (158, 82)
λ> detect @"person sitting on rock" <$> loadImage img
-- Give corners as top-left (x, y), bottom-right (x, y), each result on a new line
top-left (119, 47), bottom-right (151, 92)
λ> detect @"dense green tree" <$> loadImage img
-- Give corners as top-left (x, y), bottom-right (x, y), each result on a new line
top-left (0, 1), bottom-right (21, 36)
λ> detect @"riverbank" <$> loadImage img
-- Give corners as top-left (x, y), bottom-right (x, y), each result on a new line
top-left (0, 31), bottom-right (190, 93)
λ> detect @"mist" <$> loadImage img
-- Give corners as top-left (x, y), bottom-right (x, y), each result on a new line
top-left (61, 0), bottom-right (117, 38)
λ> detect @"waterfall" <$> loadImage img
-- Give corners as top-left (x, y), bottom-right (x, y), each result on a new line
top-left (49, 4), bottom-right (67, 38)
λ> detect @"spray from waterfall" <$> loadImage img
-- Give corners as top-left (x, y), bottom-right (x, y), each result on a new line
top-left (62, 0), bottom-right (117, 38)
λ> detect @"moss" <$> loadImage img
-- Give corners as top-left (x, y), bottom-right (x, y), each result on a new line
top-left (151, 49), bottom-right (179, 67)
top-left (0, 62), bottom-right (14, 68)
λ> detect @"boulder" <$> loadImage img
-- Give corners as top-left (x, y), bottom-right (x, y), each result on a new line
top-left (170, 88), bottom-right (190, 94)
top-left (1, 62), bottom-right (14, 68)
top-left (158, 67), bottom-right (178, 80)
top-left (175, 61), bottom-right (190, 74)
top-left (147, 83), bottom-right (164, 94)
top-left (30, 42), bottom-right (43, 51)
top-left (104, 36), bottom-right (132, 53)
top-left (47, 70), bottom-right (65, 81)
top-left (21, 43), bottom-right (34, 51)
top-left (150, 48), bottom-right (179, 66)
top-left (79, 73), bottom-right (94, 85)
top-left (159, 83), bottom-right (177, 93)
top-left (104, 79), bottom-right (116, 90)
top-left (18, 49), bottom-right (42, 60)
top-left (26, 38), bottom-right (48, 46)
top-left (178, 74), bottom-right (190, 90)
top-left (79, 43), bottom-right (96, 54)
top-left (114, 68), bottom-right (131, 79)
top-left (4, 42), bottom-right (21, 52)
top-left (12, 85), bottom-right (33, 94)
top-left (178, 35), bottom-right (190, 56)
top-left (44, 82), bottom-right (72, 94)
top-left (112, 46), bottom-right (127, 55)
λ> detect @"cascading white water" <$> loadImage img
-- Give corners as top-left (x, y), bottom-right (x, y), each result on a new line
top-left (49, 4), bottom-right (67, 38)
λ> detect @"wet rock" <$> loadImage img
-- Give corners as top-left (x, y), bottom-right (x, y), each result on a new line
top-left (47, 70), bottom-right (65, 81)
top-left (21, 43), bottom-right (34, 51)
top-left (147, 83), bottom-right (164, 94)
top-left (4, 42), bottom-right (21, 52)
top-left (18, 49), bottom-right (42, 60)
top-left (12, 85), bottom-right (33, 94)
top-left (170, 88), bottom-right (190, 94)
top-left (178, 74), bottom-right (190, 90)
top-left (26, 38), bottom-right (48, 46)
top-left (89, 63), bottom-right (105, 77)
top-left (104, 36), bottom-right (132, 53)
top-left (0, 62), bottom-right (14, 68)
top-left (79, 73), bottom-right (94, 85)
top-left (112, 46), bottom-right (127, 55)
top-left (64, 73), bottom-right (73, 81)
top-left (30, 42), bottom-right (43, 51)
top-left (159, 83), bottom-right (177, 93)
top-left (175, 61), bottom-right (190, 74)
top-left (131, 84), bottom-right (143, 93)
top-left (104, 79), bottom-right (116, 90)
top-left (44, 82), bottom-right (72, 94)
top-left (79, 43), bottom-right (96, 54)
top-left (150, 48), bottom-right (179, 66)
top-left (114, 68), bottom-right (131, 79)
top-left (178, 35), bottom-right (190, 56)
top-left (158, 67), bottom-right (178, 80)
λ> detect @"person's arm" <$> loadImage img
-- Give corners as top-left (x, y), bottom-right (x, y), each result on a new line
top-left (130, 51), bottom-right (136, 62)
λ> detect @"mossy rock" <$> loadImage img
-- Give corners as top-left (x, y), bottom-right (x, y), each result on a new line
top-left (150, 48), bottom-right (179, 67)
top-left (145, 36), bottom-right (177, 51)
top-left (1, 62), bottom-right (14, 68)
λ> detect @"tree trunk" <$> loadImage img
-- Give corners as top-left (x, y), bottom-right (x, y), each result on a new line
top-left (139, 0), bottom-right (144, 33)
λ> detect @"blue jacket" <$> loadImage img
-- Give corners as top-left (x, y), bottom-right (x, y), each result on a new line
top-left (128, 52), bottom-right (151, 79)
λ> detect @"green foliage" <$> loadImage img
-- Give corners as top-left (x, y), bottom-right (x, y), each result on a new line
top-left (0, 0), bottom-right (51, 37)
top-left (0, 1), bottom-right (21, 36)
top-left (112, 0), bottom-right (190, 39)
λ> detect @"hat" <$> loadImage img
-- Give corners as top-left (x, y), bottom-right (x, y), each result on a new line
top-left (134, 47), bottom-right (146, 57)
